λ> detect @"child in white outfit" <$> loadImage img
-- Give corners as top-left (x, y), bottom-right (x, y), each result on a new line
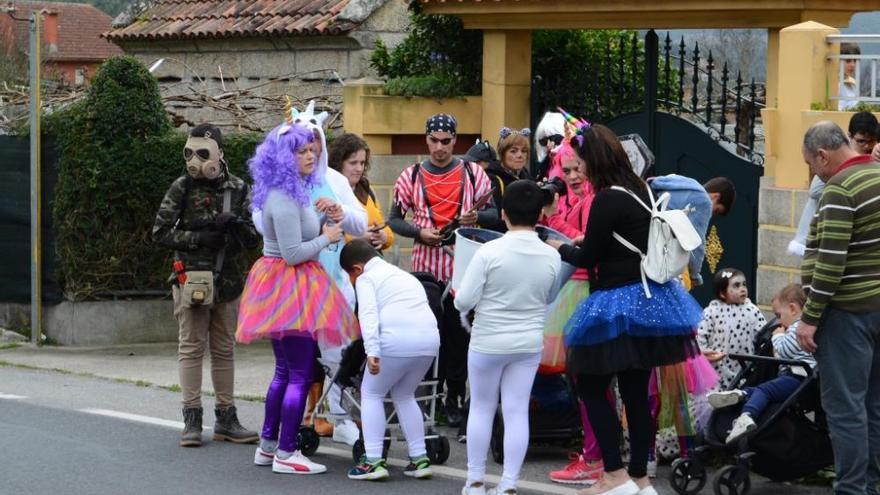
top-left (455, 180), bottom-right (562, 495)
top-left (697, 268), bottom-right (767, 390)
top-left (340, 239), bottom-right (441, 481)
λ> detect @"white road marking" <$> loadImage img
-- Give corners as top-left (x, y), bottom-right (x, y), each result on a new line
top-left (318, 446), bottom-right (574, 494)
top-left (78, 408), bottom-right (214, 430)
top-left (0, 393), bottom-right (27, 400)
top-left (75, 409), bottom-right (572, 494)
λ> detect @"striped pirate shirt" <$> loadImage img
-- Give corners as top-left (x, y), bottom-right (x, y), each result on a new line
top-left (801, 155), bottom-right (880, 325)
top-left (393, 159), bottom-right (492, 283)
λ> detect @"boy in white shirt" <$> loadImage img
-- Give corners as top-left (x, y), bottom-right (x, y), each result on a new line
top-left (340, 239), bottom-right (441, 481)
top-left (455, 180), bottom-right (562, 495)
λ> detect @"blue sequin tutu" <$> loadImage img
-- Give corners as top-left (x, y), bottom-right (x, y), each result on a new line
top-left (565, 280), bottom-right (703, 375)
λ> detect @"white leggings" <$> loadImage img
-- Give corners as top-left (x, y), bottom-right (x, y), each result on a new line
top-left (466, 350), bottom-right (541, 492)
top-left (361, 355), bottom-right (434, 460)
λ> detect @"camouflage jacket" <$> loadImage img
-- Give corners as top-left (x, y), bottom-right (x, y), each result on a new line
top-left (152, 174), bottom-right (260, 303)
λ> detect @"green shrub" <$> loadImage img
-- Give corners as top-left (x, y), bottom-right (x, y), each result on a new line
top-left (370, 3), bottom-right (482, 98)
top-left (51, 55), bottom-right (262, 299)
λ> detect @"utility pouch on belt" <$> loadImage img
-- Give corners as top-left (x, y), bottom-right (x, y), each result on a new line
top-left (181, 270), bottom-right (215, 306)
top-left (178, 189), bottom-right (231, 308)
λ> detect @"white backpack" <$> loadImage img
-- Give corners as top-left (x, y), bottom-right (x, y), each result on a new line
top-left (610, 186), bottom-right (702, 298)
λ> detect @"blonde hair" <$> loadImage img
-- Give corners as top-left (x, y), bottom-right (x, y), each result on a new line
top-left (497, 133), bottom-right (530, 167)
top-left (772, 283), bottom-right (806, 308)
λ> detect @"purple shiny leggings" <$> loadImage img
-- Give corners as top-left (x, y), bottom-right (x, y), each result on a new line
top-left (261, 335), bottom-right (316, 452)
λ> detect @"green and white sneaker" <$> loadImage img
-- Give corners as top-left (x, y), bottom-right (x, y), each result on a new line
top-left (348, 457), bottom-right (389, 481)
top-left (403, 455), bottom-right (433, 479)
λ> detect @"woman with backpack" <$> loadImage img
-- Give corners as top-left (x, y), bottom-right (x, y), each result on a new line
top-left (328, 133), bottom-right (395, 252)
top-left (545, 124), bottom-right (702, 495)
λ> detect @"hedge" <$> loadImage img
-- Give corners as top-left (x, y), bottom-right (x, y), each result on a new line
top-left (49, 56), bottom-right (263, 300)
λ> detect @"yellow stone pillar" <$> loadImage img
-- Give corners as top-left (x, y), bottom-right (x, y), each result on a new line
top-left (766, 28), bottom-right (780, 110)
top-left (772, 21), bottom-right (839, 188)
top-left (481, 30), bottom-right (532, 139)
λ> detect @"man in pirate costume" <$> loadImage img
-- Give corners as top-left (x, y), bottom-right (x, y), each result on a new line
top-left (153, 123), bottom-right (261, 447)
top-left (388, 113), bottom-right (497, 426)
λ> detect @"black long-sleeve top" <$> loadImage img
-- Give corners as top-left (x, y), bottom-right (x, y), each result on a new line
top-left (558, 186), bottom-right (651, 290)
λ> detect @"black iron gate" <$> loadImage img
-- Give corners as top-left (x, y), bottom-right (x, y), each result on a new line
top-left (533, 30), bottom-right (764, 304)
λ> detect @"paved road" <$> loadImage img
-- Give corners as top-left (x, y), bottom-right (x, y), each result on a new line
top-left (0, 366), bottom-right (829, 495)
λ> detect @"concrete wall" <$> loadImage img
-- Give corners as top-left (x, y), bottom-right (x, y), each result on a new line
top-left (115, 0), bottom-right (410, 131)
top-left (0, 300), bottom-right (177, 345)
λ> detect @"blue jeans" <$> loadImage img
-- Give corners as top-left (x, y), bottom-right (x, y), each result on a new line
top-left (816, 307), bottom-right (880, 495)
top-left (742, 374), bottom-right (803, 418)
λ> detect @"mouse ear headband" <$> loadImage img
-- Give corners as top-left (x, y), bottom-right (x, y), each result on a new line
top-left (499, 127), bottom-right (531, 139)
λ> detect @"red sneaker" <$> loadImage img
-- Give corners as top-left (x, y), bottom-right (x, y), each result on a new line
top-left (549, 453), bottom-right (604, 485)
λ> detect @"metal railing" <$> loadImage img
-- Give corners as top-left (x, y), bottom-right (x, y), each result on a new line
top-left (826, 34), bottom-right (880, 108)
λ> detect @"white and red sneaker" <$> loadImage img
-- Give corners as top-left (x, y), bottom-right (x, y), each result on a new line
top-left (272, 450), bottom-right (327, 474)
top-left (549, 453), bottom-right (603, 485)
top-left (254, 446), bottom-right (274, 466)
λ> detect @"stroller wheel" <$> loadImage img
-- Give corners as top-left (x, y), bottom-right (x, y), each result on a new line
top-left (297, 426), bottom-right (320, 457)
top-left (713, 465), bottom-right (751, 495)
top-left (352, 439), bottom-right (366, 464)
top-left (426, 436), bottom-right (451, 465)
top-left (490, 411), bottom-right (504, 464)
top-left (670, 458), bottom-right (707, 495)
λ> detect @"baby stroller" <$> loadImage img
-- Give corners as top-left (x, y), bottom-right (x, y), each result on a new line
top-left (669, 319), bottom-right (832, 495)
top-left (490, 370), bottom-right (583, 463)
top-left (298, 272), bottom-right (451, 465)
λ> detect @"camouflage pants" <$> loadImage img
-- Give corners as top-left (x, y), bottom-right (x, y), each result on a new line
top-left (173, 286), bottom-right (238, 409)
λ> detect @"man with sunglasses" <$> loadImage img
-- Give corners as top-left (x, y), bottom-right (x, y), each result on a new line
top-left (153, 123), bottom-right (261, 447)
top-left (389, 113), bottom-right (496, 427)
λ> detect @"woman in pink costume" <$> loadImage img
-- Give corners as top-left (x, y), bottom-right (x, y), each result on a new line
top-left (236, 122), bottom-right (359, 474)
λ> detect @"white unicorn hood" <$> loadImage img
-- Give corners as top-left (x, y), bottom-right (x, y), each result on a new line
top-left (290, 100), bottom-right (331, 178)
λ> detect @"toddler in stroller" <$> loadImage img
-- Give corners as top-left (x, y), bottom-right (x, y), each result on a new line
top-left (669, 284), bottom-right (832, 495)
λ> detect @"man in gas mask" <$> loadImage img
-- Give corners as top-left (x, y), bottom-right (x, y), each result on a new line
top-left (153, 124), bottom-right (260, 447)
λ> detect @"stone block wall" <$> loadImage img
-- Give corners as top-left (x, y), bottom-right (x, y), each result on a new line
top-left (756, 178), bottom-right (809, 309)
top-left (115, 0), bottom-right (410, 131)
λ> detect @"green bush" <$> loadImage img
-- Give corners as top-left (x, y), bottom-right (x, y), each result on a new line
top-left (51, 55), bottom-right (262, 300)
top-left (370, 3), bottom-right (482, 98)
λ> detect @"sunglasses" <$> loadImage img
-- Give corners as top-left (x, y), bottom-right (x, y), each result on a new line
top-left (184, 147), bottom-right (212, 160)
top-left (428, 136), bottom-right (454, 145)
top-left (538, 134), bottom-right (564, 147)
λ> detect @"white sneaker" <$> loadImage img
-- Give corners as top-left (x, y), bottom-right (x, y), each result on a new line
top-left (254, 446), bottom-right (274, 466)
top-left (462, 482), bottom-right (487, 495)
top-left (487, 488), bottom-right (516, 495)
top-left (637, 486), bottom-right (659, 495)
top-left (332, 419), bottom-right (360, 446)
top-left (646, 459), bottom-right (657, 478)
top-left (725, 413), bottom-right (757, 444)
top-left (272, 450), bottom-right (327, 474)
top-left (708, 389), bottom-right (747, 409)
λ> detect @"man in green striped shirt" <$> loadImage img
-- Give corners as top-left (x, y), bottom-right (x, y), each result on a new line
top-left (797, 121), bottom-right (880, 495)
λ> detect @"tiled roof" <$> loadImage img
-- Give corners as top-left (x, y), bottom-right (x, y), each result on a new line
top-left (2, 1), bottom-right (122, 61)
top-left (105, 0), bottom-right (359, 42)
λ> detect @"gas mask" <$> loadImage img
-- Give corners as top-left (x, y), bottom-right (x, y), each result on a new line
top-left (184, 136), bottom-right (224, 180)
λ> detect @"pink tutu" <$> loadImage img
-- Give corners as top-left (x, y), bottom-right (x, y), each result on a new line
top-left (235, 257), bottom-right (360, 347)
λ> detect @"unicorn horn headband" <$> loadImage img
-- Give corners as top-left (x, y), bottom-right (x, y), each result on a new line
top-left (284, 96), bottom-right (294, 124)
top-left (556, 106), bottom-right (591, 134)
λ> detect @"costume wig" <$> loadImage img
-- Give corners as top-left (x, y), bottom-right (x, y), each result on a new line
top-left (248, 123), bottom-right (317, 210)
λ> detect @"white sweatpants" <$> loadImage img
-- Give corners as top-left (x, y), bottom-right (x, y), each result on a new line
top-left (466, 350), bottom-right (541, 492)
top-left (361, 355), bottom-right (434, 460)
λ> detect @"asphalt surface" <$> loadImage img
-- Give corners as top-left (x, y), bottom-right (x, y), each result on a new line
top-left (0, 366), bottom-right (831, 495)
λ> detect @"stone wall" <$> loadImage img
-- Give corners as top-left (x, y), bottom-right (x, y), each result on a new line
top-left (756, 177), bottom-right (809, 309)
top-left (115, 0), bottom-right (410, 131)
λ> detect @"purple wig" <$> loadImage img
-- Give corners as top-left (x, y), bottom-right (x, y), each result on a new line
top-left (248, 123), bottom-right (318, 210)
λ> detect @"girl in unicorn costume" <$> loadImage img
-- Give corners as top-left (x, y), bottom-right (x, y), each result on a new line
top-left (253, 100), bottom-right (367, 445)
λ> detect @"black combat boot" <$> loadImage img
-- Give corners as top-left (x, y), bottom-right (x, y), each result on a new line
top-left (180, 407), bottom-right (203, 447)
top-left (213, 405), bottom-right (259, 444)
